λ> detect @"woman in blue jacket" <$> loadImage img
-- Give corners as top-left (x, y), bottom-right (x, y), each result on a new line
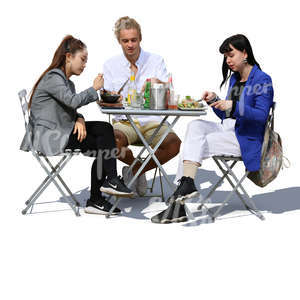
top-left (151, 34), bottom-right (274, 224)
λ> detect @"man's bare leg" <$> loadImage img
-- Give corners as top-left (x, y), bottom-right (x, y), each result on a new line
top-left (114, 129), bottom-right (181, 175)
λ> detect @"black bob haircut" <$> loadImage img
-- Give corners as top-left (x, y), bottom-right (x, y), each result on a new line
top-left (219, 34), bottom-right (261, 88)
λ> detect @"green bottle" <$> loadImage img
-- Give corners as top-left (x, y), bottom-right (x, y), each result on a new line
top-left (143, 79), bottom-right (151, 109)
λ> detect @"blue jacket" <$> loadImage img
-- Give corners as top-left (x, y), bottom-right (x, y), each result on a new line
top-left (213, 65), bottom-right (274, 171)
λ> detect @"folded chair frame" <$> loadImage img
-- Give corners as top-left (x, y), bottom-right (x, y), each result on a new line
top-left (18, 89), bottom-right (80, 216)
top-left (197, 156), bottom-right (265, 222)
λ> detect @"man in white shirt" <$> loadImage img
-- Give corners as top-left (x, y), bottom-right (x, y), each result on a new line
top-left (103, 16), bottom-right (181, 196)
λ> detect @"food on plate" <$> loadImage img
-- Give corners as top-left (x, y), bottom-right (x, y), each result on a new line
top-left (177, 96), bottom-right (204, 109)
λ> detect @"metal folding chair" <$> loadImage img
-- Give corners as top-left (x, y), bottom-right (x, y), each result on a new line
top-left (191, 104), bottom-right (279, 223)
top-left (197, 103), bottom-right (277, 222)
top-left (197, 155), bottom-right (265, 222)
top-left (18, 89), bottom-right (81, 216)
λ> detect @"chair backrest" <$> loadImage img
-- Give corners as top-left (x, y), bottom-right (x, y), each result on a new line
top-left (18, 89), bottom-right (30, 127)
top-left (18, 89), bottom-right (34, 150)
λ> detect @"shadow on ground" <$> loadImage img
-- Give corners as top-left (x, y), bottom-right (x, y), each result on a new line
top-left (56, 169), bottom-right (300, 223)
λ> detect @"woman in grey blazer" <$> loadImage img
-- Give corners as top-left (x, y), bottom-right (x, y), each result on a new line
top-left (21, 35), bottom-right (133, 215)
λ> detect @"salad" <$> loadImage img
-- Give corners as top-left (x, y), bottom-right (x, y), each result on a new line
top-left (178, 96), bottom-right (204, 109)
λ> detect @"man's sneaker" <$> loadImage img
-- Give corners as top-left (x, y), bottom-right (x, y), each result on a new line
top-left (100, 176), bottom-right (134, 197)
top-left (136, 172), bottom-right (147, 197)
top-left (151, 201), bottom-right (176, 224)
top-left (171, 201), bottom-right (188, 223)
top-left (122, 166), bottom-right (137, 195)
top-left (169, 176), bottom-right (198, 202)
top-left (84, 198), bottom-right (121, 215)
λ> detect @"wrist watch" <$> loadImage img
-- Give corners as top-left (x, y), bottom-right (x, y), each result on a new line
top-left (207, 95), bottom-right (220, 105)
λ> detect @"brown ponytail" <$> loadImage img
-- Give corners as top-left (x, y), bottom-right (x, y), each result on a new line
top-left (28, 35), bottom-right (86, 108)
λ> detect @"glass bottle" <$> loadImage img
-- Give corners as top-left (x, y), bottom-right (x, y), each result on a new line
top-left (167, 73), bottom-right (176, 109)
top-left (127, 71), bottom-right (137, 107)
top-left (143, 78), bottom-right (151, 109)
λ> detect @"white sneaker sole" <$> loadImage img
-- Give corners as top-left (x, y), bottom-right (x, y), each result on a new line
top-left (100, 186), bottom-right (134, 197)
top-left (171, 216), bottom-right (188, 223)
top-left (84, 206), bottom-right (110, 215)
top-left (154, 215), bottom-right (188, 224)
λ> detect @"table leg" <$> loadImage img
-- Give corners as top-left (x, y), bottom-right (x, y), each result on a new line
top-left (124, 116), bottom-right (169, 188)
top-left (126, 115), bottom-right (179, 190)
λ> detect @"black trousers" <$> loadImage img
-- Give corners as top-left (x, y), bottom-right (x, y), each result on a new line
top-left (65, 121), bottom-right (117, 201)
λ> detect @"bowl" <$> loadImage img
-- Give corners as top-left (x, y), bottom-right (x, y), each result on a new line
top-left (101, 92), bottom-right (121, 103)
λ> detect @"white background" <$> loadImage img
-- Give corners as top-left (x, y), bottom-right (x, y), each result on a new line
top-left (1, 0), bottom-right (300, 299)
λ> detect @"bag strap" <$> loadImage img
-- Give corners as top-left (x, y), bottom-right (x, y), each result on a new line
top-left (269, 102), bottom-right (275, 130)
top-left (270, 102), bottom-right (291, 169)
top-left (282, 156), bottom-right (291, 168)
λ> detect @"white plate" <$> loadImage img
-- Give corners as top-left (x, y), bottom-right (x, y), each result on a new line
top-left (178, 105), bottom-right (208, 111)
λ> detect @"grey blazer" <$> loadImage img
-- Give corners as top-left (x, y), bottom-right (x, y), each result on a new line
top-left (20, 68), bottom-right (99, 156)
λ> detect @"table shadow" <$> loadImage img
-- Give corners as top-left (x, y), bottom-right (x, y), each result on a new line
top-left (57, 169), bottom-right (300, 221)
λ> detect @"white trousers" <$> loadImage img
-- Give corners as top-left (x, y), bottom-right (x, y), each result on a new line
top-left (175, 118), bottom-right (241, 182)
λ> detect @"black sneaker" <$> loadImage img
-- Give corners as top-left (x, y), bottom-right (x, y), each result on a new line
top-left (84, 198), bottom-right (121, 215)
top-left (171, 201), bottom-right (188, 223)
top-left (100, 176), bottom-right (134, 197)
top-left (169, 176), bottom-right (198, 202)
top-left (151, 201), bottom-right (176, 224)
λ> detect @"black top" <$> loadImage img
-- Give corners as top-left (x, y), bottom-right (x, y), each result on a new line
top-left (228, 80), bottom-right (246, 119)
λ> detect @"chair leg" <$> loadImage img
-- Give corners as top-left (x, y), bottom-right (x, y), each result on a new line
top-left (216, 159), bottom-right (250, 210)
top-left (23, 155), bottom-right (80, 216)
top-left (197, 174), bottom-right (225, 211)
top-left (210, 172), bottom-right (248, 221)
top-left (24, 175), bottom-right (53, 206)
top-left (197, 160), bottom-right (237, 210)
top-left (220, 160), bottom-right (264, 221)
top-left (42, 156), bottom-right (80, 216)
top-left (197, 157), bottom-right (264, 222)
top-left (44, 156), bottom-right (80, 207)
top-left (22, 176), bottom-right (51, 215)
top-left (22, 156), bottom-right (69, 214)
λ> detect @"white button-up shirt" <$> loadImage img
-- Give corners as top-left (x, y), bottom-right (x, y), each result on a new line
top-left (103, 48), bottom-right (168, 126)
